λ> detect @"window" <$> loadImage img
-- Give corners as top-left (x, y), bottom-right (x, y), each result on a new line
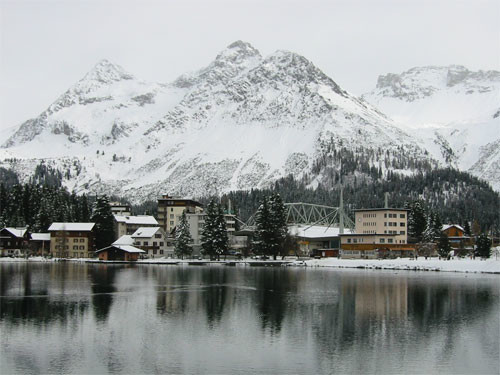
top-left (153, 242), bottom-right (157, 246)
top-left (80, 238), bottom-right (85, 242)
top-left (159, 242), bottom-right (164, 246)
top-left (400, 222), bottom-right (405, 227)
top-left (380, 238), bottom-right (385, 243)
top-left (384, 222), bottom-right (387, 226)
top-left (73, 245), bottom-right (78, 250)
top-left (388, 239), bottom-right (393, 244)
top-left (384, 213), bottom-right (387, 218)
top-left (155, 234), bottom-right (162, 238)
top-left (160, 250), bottom-right (164, 254)
top-left (400, 214), bottom-right (405, 218)
top-left (347, 239), bottom-right (351, 243)
top-left (400, 231), bottom-right (405, 235)
top-left (143, 241), bottom-right (149, 246)
top-left (170, 221), bottom-right (174, 226)
top-left (73, 238), bottom-right (78, 243)
top-left (79, 246), bottom-right (85, 250)
top-left (170, 208), bottom-right (173, 212)
top-left (153, 249), bottom-right (157, 254)
top-left (353, 239), bottom-right (357, 243)
top-left (170, 214), bottom-right (174, 219)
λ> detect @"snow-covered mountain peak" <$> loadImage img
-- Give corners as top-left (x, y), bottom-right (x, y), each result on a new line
top-left (216, 40), bottom-right (262, 63)
top-left (371, 65), bottom-right (500, 102)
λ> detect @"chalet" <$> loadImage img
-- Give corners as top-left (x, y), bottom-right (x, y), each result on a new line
top-left (30, 233), bottom-right (51, 256)
top-left (48, 222), bottom-right (96, 258)
top-left (442, 224), bottom-right (473, 248)
top-left (340, 208), bottom-right (415, 258)
top-left (95, 244), bottom-right (145, 261)
top-left (131, 227), bottom-right (170, 258)
top-left (0, 227), bottom-right (30, 257)
top-left (114, 215), bottom-right (158, 239)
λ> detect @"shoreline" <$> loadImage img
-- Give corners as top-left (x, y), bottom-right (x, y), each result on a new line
top-left (1, 256), bottom-right (499, 274)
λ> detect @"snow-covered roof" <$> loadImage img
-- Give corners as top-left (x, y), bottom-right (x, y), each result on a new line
top-left (31, 233), bottom-right (50, 241)
top-left (114, 215), bottom-right (158, 225)
top-left (113, 235), bottom-right (134, 246)
top-left (3, 227), bottom-right (27, 238)
top-left (131, 227), bottom-right (161, 238)
top-left (48, 223), bottom-right (95, 231)
top-left (95, 245), bottom-right (145, 254)
top-left (442, 224), bottom-right (464, 232)
top-left (289, 225), bottom-right (352, 239)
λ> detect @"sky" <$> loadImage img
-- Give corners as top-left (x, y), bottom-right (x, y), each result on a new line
top-left (0, 0), bottom-right (499, 130)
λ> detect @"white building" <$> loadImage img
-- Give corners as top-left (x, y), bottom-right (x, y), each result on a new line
top-left (114, 215), bottom-right (159, 239)
top-left (131, 227), bottom-right (171, 258)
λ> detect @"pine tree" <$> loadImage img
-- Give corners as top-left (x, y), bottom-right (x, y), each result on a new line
top-left (91, 195), bottom-right (115, 250)
top-left (475, 233), bottom-right (492, 259)
top-left (463, 221), bottom-right (472, 237)
top-left (268, 193), bottom-right (288, 259)
top-left (406, 200), bottom-right (427, 242)
top-left (35, 196), bottom-right (52, 232)
top-left (253, 197), bottom-right (272, 256)
top-left (201, 200), bottom-right (228, 260)
top-left (174, 211), bottom-right (193, 259)
top-left (437, 233), bottom-right (451, 259)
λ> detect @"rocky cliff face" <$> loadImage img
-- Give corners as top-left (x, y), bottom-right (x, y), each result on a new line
top-left (363, 65), bottom-right (500, 191)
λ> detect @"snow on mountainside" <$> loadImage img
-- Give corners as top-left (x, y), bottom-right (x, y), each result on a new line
top-left (0, 42), bottom-right (441, 201)
top-left (363, 65), bottom-right (500, 190)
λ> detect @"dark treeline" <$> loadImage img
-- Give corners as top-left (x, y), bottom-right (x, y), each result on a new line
top-left (220, 168), bottom-right (499, 233)
top-left (0, 184), bottom-right (91, 232)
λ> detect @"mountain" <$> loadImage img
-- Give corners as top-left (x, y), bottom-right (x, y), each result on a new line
top-left (363, 65), bottom-right (500, 190)
top-left (0, 43), bottom-right (490, 203)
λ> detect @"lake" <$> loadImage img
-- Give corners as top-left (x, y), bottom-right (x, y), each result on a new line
top-left (1, 262), bottom-right (499, 374)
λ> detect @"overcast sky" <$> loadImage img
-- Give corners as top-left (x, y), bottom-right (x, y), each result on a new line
top-left (0, 0), bottom-right (498, 130)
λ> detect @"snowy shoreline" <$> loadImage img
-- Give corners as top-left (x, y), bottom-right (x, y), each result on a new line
top-left (1, 256), bottom-right (499, 274)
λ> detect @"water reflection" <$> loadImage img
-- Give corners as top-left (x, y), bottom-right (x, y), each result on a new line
top-left (0, 264), bottom-right (498, 374)
top-left (88, 264), bottom-right (117, 322)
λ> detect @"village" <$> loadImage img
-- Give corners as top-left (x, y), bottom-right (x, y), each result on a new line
top-left (0, 193), bottom-right (497, 268)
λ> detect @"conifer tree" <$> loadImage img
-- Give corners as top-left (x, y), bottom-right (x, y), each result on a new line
top-left (174, 211), bottom-right (193, 259)
top-left (475, 233), bottom-right (491, 259)
top-left (268, 193), bottom-right (288, 259)
top-left (253, 197), bottom-right (272, 256)
top-left (463, 221), bottom-right (472, 237)
top-left (437, 233), bottom-right (451, 259)
top-left (406, 200), bottom-right (427, 242)
top-left (201, 200), bottom-right (228, 260)
top-left (91, 195), bottom-right (115, 250)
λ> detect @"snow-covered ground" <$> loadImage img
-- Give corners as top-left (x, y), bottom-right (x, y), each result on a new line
top-left (2, 253), bottom-right (499, 274)
top-left (304, 257), bottom-right (500, 274)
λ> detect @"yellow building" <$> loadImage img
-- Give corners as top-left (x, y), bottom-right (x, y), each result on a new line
top-left (340, 208), bottom-right (415, 258)
top-left (48, 222), bottom-right (96, 258)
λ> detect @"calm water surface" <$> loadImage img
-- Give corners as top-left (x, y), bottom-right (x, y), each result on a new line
top-left (0, 262), bottom-right (498, 374)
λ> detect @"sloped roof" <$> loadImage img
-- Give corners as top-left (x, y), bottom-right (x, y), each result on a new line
top-left (289, 225), bottom-right (352, 239)
top-left (442, 224), bottom-right (465, 232)
top-left (114, 215), bottom-right (158, 225)
top-left (95, 245), bottom-right (145, 254)
top-left (131, 227), bottom-right (161, 238)
top-left (48, 223), bottom-right (95, 231)
top-left (3, 227), bottom-right (28, 238)
top-left (113, 235), bottom-right (134, 246)
top-left (31, 233), bottom-right (50, 241)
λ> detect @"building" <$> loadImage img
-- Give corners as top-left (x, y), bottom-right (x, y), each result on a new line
top-left (110, 202), bottom-right (131, 216)
top-left (0, 227), bottom-right (30, 257)
top-left (157, 195), bottom-right (203, 235)
top-left (185, 212), bottom-right (238, 256)
top-left (340, 208), bottom-right (415, 258)
top-left (131, 227), bottom-right (170, 258)
top-left (95, 244), bottom-right (145, 261)
top-left (48, 223), bottom-right (96, 258)
top-left (289, 224), bottom-right (352, 257)
top-left (114, 215), bottom-right (158, 239)
top-left (442, 224), bottom-right (473, 249)
top-left (30, 233), bottom-right (51, 256)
